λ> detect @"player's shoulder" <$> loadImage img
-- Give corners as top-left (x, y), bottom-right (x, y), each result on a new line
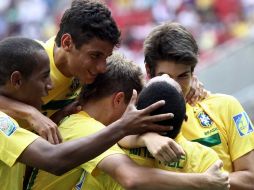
top-left (59, 111), bottom-right (104, 129)
top-left (202, 93), bottom-right (240, 106)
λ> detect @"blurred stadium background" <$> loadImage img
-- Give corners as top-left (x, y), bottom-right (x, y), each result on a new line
top-left (0, 0), bottom-right (253, 120)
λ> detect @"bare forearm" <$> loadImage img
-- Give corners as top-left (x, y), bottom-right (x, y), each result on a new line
top-left (230, 171), bottom-right (254, 190)
top-left (118, 166), bottom-right (209, 190)
top-left (20, 119), bottom-right (128, 175)
top-left (118, 135), bottom-right (143, 148)
top-left (0, 95), bottom-right (34, 120)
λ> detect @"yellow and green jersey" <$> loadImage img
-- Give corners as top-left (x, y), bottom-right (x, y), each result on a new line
top-left (155, 132), bottom-right (219, 173)
top-left (38, 37), bottom-right (81, 117)
top-left (0, 111), bottom-right (38, 190)
top-left (182, 93), bottom-right (254, 172)
top-left (82, 132), bottom-right (219, 190)
top-left (29, 111), bottom-right (124, 190)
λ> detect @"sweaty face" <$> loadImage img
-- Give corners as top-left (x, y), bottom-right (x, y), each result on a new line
top-left (68, 38), bottom-right (114, 84)
top-left (20, 50), bottom-right (52, 109)
top-left (151, 60), bottom-right (193, 98)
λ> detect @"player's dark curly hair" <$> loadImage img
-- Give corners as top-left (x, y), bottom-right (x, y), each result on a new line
top-left (0, 37), bottom-right (46, 86)
top-left (55, 0), bottom-right (121, 49)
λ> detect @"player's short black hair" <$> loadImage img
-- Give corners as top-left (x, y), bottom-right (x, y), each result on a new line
top-left (55, 0), bottom-right (121, 49)
top-left (0, 37), bottom-right (46, 86)
top-left (137, 80), bottom-right (186, 139)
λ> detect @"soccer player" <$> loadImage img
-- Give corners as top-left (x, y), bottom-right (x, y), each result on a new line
top-left (143, 22), bottom-right (254, 189)
top-left (0, 37), bottom-right (174, 190)
top-left (0, 0), bottom-right (205, 145)
top-left (30, 53), bottom-right (229, 190)
top-left (128, 75), bottom-right (220, 173)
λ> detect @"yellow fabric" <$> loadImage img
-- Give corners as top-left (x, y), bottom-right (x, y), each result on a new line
top-left (83, 132), bottom-right (219, 190)
top-left (181, 94), bottom-right (254, 172)
top-left (38, 37), bottom-right (80, 117)
top-left (155, 132), bottom-right (219, 173)
top-left (0, 111), bottom-right (38, 190)
top-left (30, 111), bottom-right (124, 190)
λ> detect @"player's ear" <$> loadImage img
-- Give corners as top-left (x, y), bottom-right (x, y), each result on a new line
top-left (113, 92), bottom-right (125, 107)
top-left (61, 33), bottom-right (74, 52)
top-left (10, 71), bottom-right (23, 89)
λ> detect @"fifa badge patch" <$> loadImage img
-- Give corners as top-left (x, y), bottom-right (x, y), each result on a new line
top-left (197, 112), bottom-right (213, 127)
top-left (233, 112), bottom-right (253, 137)
top-left (0, 116), bottom-right (17, 136)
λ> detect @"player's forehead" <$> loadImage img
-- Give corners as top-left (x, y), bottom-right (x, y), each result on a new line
top-left (147, 74), bottom-right (182, 93)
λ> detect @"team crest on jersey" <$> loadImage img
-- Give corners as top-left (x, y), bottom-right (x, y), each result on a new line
top-left (233, 112), bottom-right (253, 137)
top-left (197, 112), bottom-right (213, 127)
top-left (0, 116), bottom-right (17, 136)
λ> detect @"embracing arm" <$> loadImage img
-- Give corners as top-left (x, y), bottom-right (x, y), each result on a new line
top-left (0, 95), bottom-right (61, 144)
top-left (98, 154), bottom-right (229, 190)
top-left (17, 122), bottom-right (127, 175)
top-left (229, 150), bottom-right (254, 190)
top-left (119, 132), bottom-right (184, 162)
top-left (18, 91), bottom-right (174, 176)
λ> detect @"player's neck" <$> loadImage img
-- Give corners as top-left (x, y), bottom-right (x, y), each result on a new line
top-left (54, 44), bottom-right (72, 78)
top-left (82, 98), bottom-right (112, 126)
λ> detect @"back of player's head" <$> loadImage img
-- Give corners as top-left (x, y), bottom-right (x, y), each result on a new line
top-left (137, 76), bottom-right (186, 138)
top-left (0, 37), bottom-right (46, 86)
top-left (79, 52), bottom-right (144, 104)
top-left (55, 0), bottom-right (121, 49)
top-left (144, 22), bottom-right (198, 77)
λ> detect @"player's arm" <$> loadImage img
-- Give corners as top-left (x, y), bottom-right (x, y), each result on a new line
top-left (229, 150), bottom-right (254, 190)
top-left (118, 132), bottom-right (185, 162)
top-left (0, 95), bottom-right (61, 144)
top-left (98, 154), bottom-right (229, 190)
top-left (18, 91), bottom-right (174, 175)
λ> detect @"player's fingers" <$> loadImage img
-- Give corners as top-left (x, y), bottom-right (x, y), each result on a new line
top-left (46, 131), bottom-right (55, 144)
top-left (144, 113), bottom-right (174, 123)
top-left (56, 128), bottom-right (63, 143)
top-left (127, 89), bottom-right (138, 108)
top-left (51, 127), bottom-right (60, 144)
top-left (141, 100), bottom-right (166, 115)
top-left (170, 142), bottom-right (185, 159)
top-left (162, 146), bottom-right (178, 162)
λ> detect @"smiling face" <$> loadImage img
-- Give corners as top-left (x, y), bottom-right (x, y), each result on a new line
top-left (147, 60), bottom-right (193, 98)
top-left (67, 37), bottom-right (114, 84)
top-left (18, 50), bottom-right (53, 109)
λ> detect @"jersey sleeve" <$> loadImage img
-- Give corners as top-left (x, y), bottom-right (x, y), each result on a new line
top-left (0, 113), bottom-right (39, 166)
top-left (222, 96), bottom-right (254, 161)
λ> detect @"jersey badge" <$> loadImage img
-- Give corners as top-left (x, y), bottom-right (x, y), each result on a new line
top-left (197, 112), bottom-right (213, 127)
top-left (233, 112), bottom-right (253, 137)
top-left (0, 116), bottom-right (17, 136)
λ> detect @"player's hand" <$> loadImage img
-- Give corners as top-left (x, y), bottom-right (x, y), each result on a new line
top-left (186, 75), bottom-right (210, 106)
top-left (141, 132), bottom-right (185, 163)
top-left (120, 90), bottom-right (174, 135)
top-left (28, 107), bottom-right (62, 144)
top-left (203, 160), bottom-right (230, 190)
top-left (50, 100), bottom-right (82, 124)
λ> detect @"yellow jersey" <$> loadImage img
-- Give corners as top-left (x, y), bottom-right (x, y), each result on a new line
top-left (0, 111), bottom-right (38, 190)
top-left (29, 111), bottom-right (124, 190)
top-left (38, 37), bottom-right (81, 117)
top-left (181, 94), bottom-right (254, 172)
top-left (82, 132), bottom-right (219, 190)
